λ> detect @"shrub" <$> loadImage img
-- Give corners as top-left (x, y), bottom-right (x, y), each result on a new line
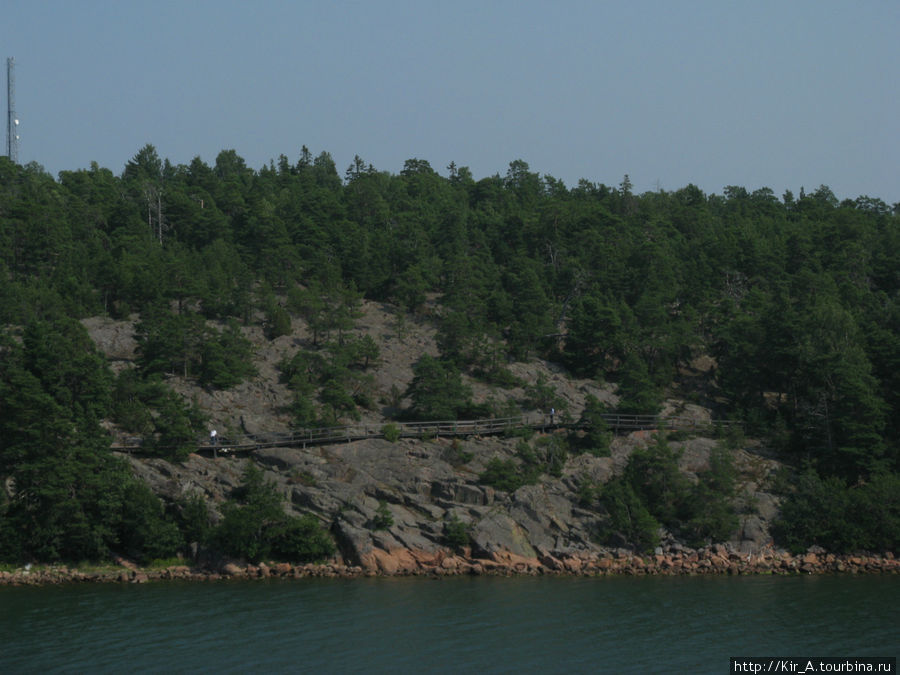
top-left (150, 394), bottom-right (199, 462)
top-left (533, 435), bottom-right (568, 477)
top-left (270, 515), bottom-right (335, 562)
top-left (522, 374), bottom-right (565, 413)
top-left (382, 423), bottom-right (401, 442)
top-left (475, 365), bottom-right (522, 389)
top-left (504, 426), bottom-right (534, 440)
top-left (595, 437), bottom-right (738, 549)
top-left (112, 372), bottom-right (208, 461)
top-left (597, 478), bottom-right (660, 553)
top-left (479, 458), bottom-right (527, 493)
top-left (577, 476), bottom-right (600, 507)
top-left (479, 437), bottom-right (567, 493)
top-left (773, 470), bottom-right (900, 553)
top-left (576, 394), bottom-right (612, 456)
top-left (404, 354), bottom-right (473, 421)
top-left (211, 464), bottom-right (335, 563)
top-left (615, 352), bottom-right (662, 415)
top-left (266, 305), bottom-right (292, 340)
top-left (372, 500), bottom-right (394, 530)
top-left (680, 446), bottom-right (739, 545)
top-left (199, 320), bottom-right (257, 389)
top-left (622, 437), bottom-right (691, 526)
top-left (443, 514), bottom-right (471, 549)
top-left (177, 493), bottom-right (211, 547)
top-left (116, 481), bottom-right (183, 563)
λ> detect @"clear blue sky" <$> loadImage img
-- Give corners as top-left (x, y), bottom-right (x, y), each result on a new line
top-left (3, 1), bottom-right (898, 202)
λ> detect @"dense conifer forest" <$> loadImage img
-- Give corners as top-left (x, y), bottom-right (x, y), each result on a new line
top-left (0, 146), bottom-right (898, 563)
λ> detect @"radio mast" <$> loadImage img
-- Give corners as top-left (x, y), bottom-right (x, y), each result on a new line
top-left (6, 57), bottom-right (18, 164)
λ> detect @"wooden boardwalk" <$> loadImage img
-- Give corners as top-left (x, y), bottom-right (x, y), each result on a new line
top-left (112, 412), bottom-right (741, 456)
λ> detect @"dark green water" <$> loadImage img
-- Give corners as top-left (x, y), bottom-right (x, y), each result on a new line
top-left (1, 575), bottom-right (897, 673)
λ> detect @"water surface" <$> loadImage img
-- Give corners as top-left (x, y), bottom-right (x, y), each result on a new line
top-left (1, 575), bottom-right (897, 673)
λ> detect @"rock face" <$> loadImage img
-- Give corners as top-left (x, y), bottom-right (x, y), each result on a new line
top-left (122, 428), bottom-right (785, 575)
top-left (88, 300), bottom-right (790, 576)
top-left (81, 316), bottom-right (139, 374)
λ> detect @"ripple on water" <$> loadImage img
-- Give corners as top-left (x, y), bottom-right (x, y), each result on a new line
top-left (2, 575), bottom-right (897, 673)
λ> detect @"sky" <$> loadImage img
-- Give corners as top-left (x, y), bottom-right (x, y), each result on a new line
top-left (2, 1), bottom-right (898, 203)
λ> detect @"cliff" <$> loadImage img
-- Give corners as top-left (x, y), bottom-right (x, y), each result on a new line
top-left (85, 300), bottom-right (785, 575)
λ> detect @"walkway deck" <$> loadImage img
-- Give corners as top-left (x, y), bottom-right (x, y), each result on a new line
top-left (111, 412), bottom-right (741, 456)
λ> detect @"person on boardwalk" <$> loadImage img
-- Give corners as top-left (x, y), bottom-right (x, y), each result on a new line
top-left (550, 408), bottom-right (556, 426)
top-left (210, 429), bottom-right (217, 446)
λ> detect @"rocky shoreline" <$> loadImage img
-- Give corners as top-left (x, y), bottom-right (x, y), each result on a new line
top-left (2, 546), bottom-right (897, 586)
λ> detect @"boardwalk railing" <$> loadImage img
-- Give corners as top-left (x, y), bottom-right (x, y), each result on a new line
top-left (111, 412), bottom-right (741, 455)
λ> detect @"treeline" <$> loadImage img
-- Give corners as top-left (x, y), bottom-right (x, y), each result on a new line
top-left (0, 147), bottom-right (898, 559)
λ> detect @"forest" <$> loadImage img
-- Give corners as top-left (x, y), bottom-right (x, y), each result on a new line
top-left (0, 146), bottom-right (898, 564)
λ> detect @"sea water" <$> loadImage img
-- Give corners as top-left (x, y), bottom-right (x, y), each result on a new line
top-left (1, 575), bottom-right (897, 673)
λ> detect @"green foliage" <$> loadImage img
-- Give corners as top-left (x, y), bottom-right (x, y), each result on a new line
top-left (597, 478), bottom-right (661, 553)
top-left (381, 423), bottom-right (401, 443)
top-left (135, 309), bottom-right (255, 389)
top-left (683, 447), bottom-right (739, 545)
top-left (134, 306), bottom-right (206, 378)
top-left (212, 464), bottom-right (334, 563)
top-left (503, 258), bottom-right (556, 360)
top-left (2, 146), bottom-right (900, 559)
top-left (512, 440), bottom-right (544, 484)
top-left (117, 481), bottom-right (183, 562)
top-left (475, 363), bottom-right (522, 388)
top-left (286, 280), bottom-right (362, 346)
top-left (576, 394), bottom-right (612, 456)
top-left (563, 291), bottom-right (624, 376)
top-left (615, 353), bottom-right (662, 416)
top-left (0, 322), bottom-right (181, 563)
top-left (479, 436), bottom-right (569, 492)
top-left (177, 493), bottom-right (212, 546)
top-left (622, 438), bottom-right (692, 527)
top-left (404, 354), bottom-right (473, 421)
top-left (503, 425), bottom-right (534, 441)
top-left (436, 309), bottom-right (509, 378)
top-left (345, 334), bottom-right (380, 369)
top-left (595, 437), bottom-right (738, 549)
top-left (718, 423), bottom-right (746, 450)
top-left (773, 470), bottom-right (900, 553)
top-left (112, 371), bottom-right (206, 461)
top-left (479, 458), bottom-right (528, 493)
top-left (198, 320), bottom-right (257, 389)
top-left (318, 378), bottom-right (361, 424)
top-left (443, 514), bottom-right (471, 549)
top-left (289, 470), bottom-right (317, 487)
top-left (277, 340), bottom-right (375, 427)
top-left (20, 319), bottom-right (113, 421)
top-left (372, 501), bottom-right (394, 530)
top-left (521, 374), bottom-right (565, 415)
top-left (576, 476), bottom-right (600, 507)
top-left (532, 435), bottom-right (569, 478)
top-left (266, 304), bottom-right (293, 340)
top-left (212, 464), bottom-right (284, 561)
top-left (269, 514), bottom-right (336, 562)
top-left (110, 369), bottom-right (159, 433)
top-left (148, 393), bottom-right (202, 462)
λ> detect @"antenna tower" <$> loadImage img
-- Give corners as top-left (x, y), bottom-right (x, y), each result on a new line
top-left (6, 57), bottom-right (18, 164)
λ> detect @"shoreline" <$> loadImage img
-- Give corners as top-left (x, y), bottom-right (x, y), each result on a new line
top-left (1, 547), bottom-right (897, 586)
